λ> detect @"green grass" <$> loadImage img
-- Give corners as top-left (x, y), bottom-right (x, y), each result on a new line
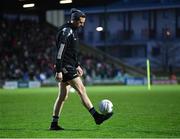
top-left (0, 85), bottom-right (180, 138)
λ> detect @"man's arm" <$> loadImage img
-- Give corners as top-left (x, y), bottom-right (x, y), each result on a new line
top-left (55, 27), bottom-right (72, 81)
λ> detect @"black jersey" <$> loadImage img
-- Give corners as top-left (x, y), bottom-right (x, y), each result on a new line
top-left (55, 22), bottom-right (80, 73)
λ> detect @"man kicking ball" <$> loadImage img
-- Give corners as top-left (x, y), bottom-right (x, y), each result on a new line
top-left (50, 8), bottom-right (113, 130)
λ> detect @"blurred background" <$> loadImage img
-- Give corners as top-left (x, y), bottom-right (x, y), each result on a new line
top-left (1, 0), bottom-right (180, 88)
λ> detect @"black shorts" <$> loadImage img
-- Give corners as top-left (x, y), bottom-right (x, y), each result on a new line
top-left (62, 65), bottom-right (78, 82)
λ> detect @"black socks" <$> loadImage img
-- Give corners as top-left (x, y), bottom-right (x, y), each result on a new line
top-left (89, 107), bottom-right (100, 119)
top-left (52, 116), bottom-right (59, 123)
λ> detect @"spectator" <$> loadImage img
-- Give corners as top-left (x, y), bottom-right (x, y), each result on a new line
top-left (0, 17), bottom-right (120, 84)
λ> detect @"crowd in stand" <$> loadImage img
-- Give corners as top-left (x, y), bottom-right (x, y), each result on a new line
top-left (79, 53), bottom-right (121, 83)
top-left (0, 18), bottom-right (124, 84)
top-left (0, 19), bottom-right (55, 81)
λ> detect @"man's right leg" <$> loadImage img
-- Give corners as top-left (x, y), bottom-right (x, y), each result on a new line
top-left (50, 82), bottom-right (70, 130)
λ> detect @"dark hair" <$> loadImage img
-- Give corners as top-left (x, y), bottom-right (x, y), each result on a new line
top-left (70, 8), bottom-right (86, 21)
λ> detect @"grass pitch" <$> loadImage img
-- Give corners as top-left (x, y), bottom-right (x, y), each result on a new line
top-left (0, 85), bottom-right (180, 138)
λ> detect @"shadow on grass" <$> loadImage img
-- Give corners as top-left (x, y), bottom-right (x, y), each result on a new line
top-left (0, 128), bottom-right (25, 131)
top-left (62, 128), bottom-right (98, 131)
top-left (0, 127), bottom-right (98, 132)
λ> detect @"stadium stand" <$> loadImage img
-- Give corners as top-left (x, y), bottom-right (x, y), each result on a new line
top-left (1, 18), bottom-right (137, 85)
top-left (0, 18), bottom-right (56, 82)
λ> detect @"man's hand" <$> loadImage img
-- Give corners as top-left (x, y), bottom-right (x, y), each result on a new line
top-left (76, 66), bottom-right (83, 77)
top-left (55, 72), bottom-right (63, 82)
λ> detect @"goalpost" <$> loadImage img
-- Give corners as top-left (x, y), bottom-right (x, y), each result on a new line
top-left (146, 59), bottom-right (151, 90)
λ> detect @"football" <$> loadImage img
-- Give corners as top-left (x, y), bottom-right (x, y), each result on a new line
top-left (99, 99), bottom-right (113, 114)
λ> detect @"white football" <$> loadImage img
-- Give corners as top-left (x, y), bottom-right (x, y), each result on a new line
top-left (99, 99), bottom-right (113, 114)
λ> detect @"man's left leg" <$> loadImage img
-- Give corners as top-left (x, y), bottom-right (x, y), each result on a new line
top-left (68, 77), bottom-right (113, 125)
